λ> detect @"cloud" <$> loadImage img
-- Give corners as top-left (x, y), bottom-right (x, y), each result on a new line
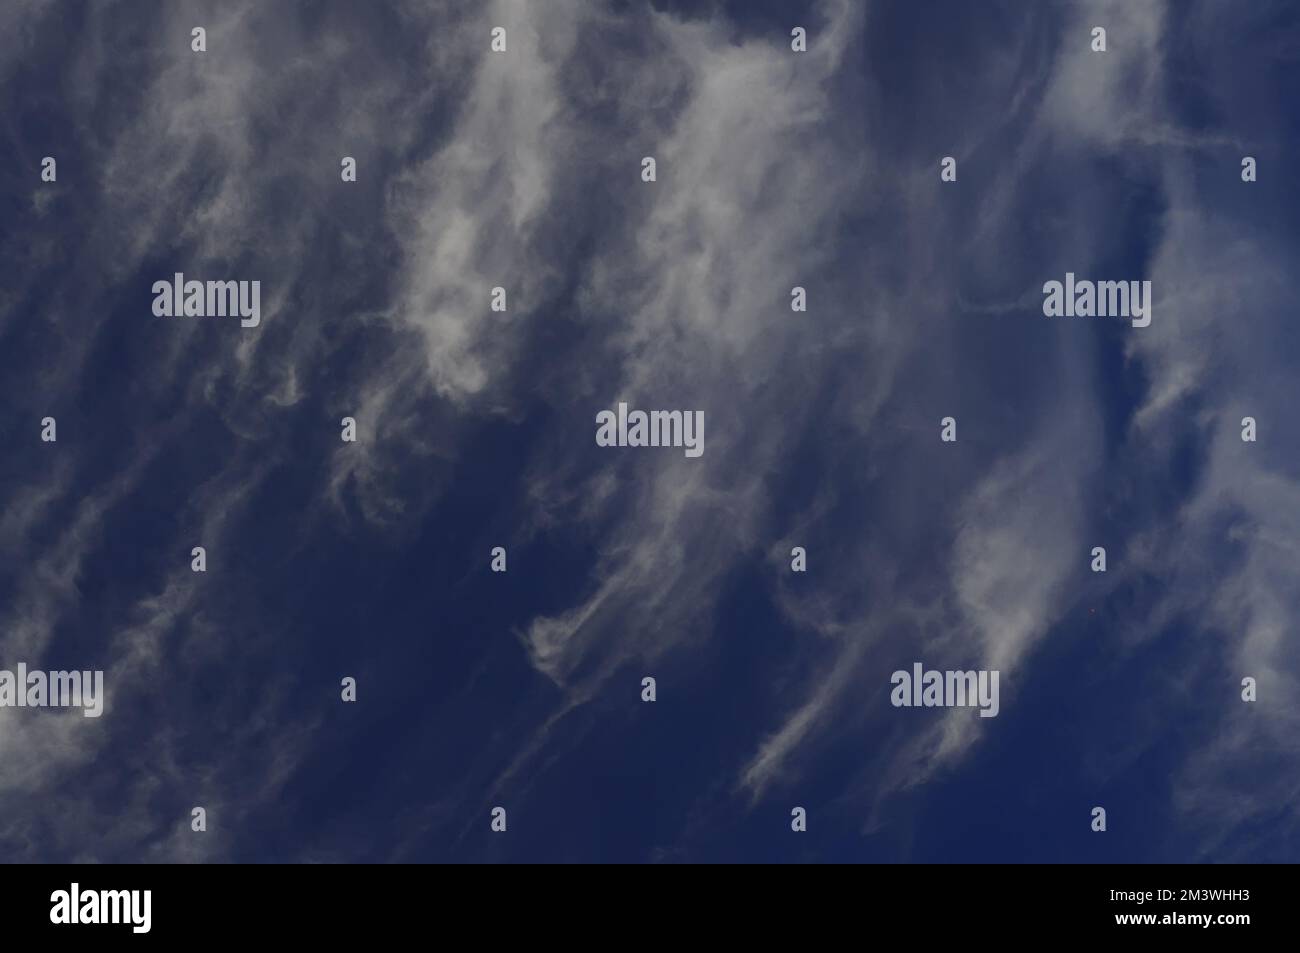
top-left (3, 0), bottom-right (1296, 863)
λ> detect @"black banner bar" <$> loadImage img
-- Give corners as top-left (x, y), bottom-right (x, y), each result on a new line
top-left (2, 863), bottom-right (1283, 941)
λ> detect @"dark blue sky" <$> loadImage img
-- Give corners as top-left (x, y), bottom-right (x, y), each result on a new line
top-left (1, 0), bottom-right (1298, 864)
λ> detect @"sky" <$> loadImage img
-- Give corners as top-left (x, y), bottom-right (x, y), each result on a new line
top-left (1, 0), bottom-right (1298, 864)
